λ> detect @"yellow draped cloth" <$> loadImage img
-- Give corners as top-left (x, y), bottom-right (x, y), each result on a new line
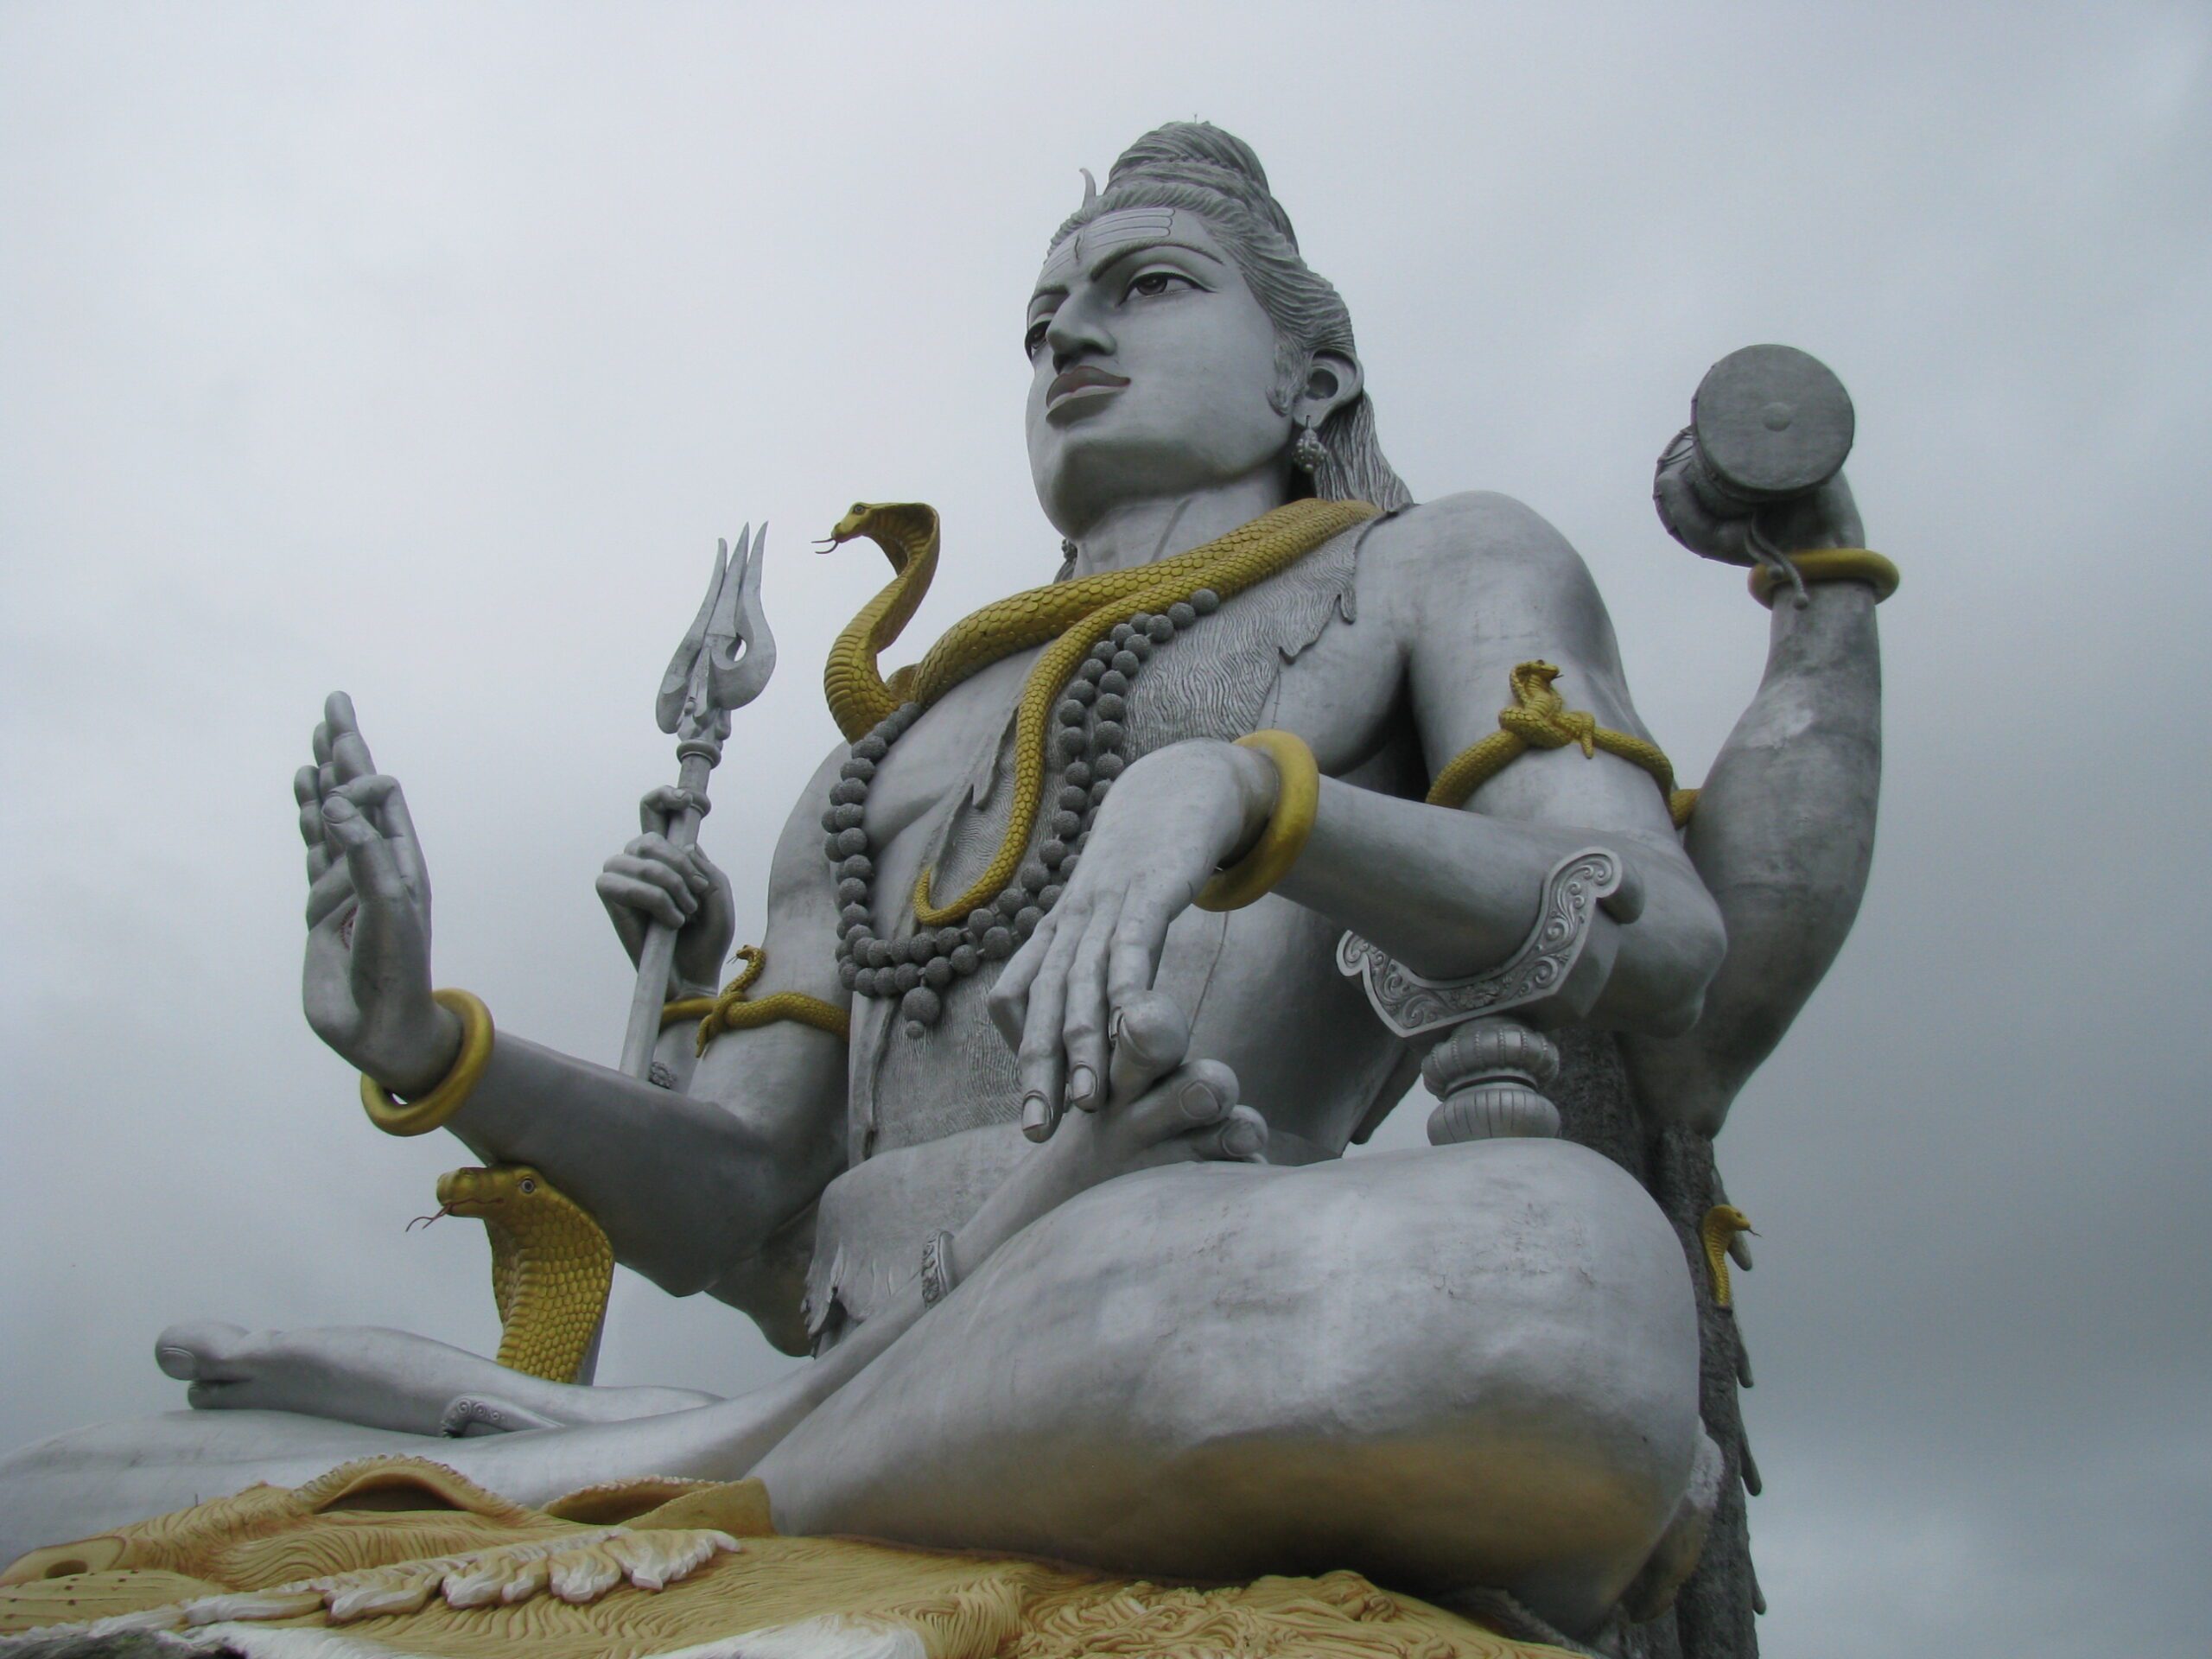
top-left (0, 1456), bottom-right (1577, 1657)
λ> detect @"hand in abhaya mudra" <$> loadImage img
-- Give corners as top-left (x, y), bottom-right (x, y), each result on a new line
top-left (296, 690), bottom-right (458, 1098)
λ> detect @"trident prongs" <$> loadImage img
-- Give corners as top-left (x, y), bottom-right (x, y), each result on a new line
top-left (655, 527), bottom-right (778, 741)
top-left (620, 521), bottom-right (779, 1088)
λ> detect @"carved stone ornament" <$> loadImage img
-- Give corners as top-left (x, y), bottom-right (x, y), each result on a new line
top-left (1336, 848), bottom-right (1623, 1039)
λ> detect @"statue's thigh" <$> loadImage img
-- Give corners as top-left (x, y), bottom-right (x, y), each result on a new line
top-left (758, 1139), bottom-right (1701, 1617)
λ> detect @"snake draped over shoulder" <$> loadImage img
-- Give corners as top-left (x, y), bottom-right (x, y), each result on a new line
top-left (822, 497), bottom-right (1379, 925)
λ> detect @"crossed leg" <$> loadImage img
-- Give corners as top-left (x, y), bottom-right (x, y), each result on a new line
top-left (756, 1136), bottom-right (1708, 1638)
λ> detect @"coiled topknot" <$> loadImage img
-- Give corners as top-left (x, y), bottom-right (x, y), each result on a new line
top-left (1103, 122), bottom-right (1300, 251)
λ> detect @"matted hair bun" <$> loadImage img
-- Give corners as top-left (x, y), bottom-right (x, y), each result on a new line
top-left (1104, 122), bottom-right (1300, 251)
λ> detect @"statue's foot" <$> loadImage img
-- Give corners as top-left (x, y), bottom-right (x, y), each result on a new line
top-left (154, 1320), bottom-right (268, 1408)
top-left (155, 1319), bottom-right (719, 1436)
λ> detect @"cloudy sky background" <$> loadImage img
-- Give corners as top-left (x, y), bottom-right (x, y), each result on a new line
top-left (3, 4), bottom-right (2207, 1651)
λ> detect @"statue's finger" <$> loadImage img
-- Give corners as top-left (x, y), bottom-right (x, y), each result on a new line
top-left (1014, 925), bottom-right (1080, 1141)
top-left (321, 796), bottom-right (408, 902)
top-left (1059, 903), bottom-right (1117, 1112)
top-left (986, 915), bottom-right (1053, 1053)
top-left (1107, 989), bottom-right (1189, 1106)
top-left (594, 874), bottom-right (650, 959)
top-left (323, 690), bottom-right (365, 750)
top-left (305, 860), bottom-right (356, 928)
top-left (599, 871), bottom-right (690, 931)
top-left (312, 718), bottom-right (334, 768)
top-left (602, 855), bottom-right (699, 919)
top-left (1186, 1103), bottom-right (1268, 1164)
top-left (1106, 895), bottom-right (1175, 1019)
top-left (1120, 1057), bottom-right (1233, 1146)
top-left (632, 835), bottom-right (711, 894)
top-left (329, 728), bottom-right (377, 785)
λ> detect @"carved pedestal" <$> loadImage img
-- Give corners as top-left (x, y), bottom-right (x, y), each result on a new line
top-left (1422, 1018), bottom-right (1563, 1143)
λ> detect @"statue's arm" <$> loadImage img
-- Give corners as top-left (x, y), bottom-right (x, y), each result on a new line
top-left (441, 749), bottom-right (851, 1295)
top-left (1621, 476), bottom-right (1883, 1132)
top-left (298, 693), bottom-right (849, 1300)
top-left (1275, 492), bottom-right (1726, 1033)
top-left (987, 496), bottom-right (1728, 1120)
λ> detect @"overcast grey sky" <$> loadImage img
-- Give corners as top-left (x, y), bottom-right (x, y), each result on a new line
top-left (3, 3), bottom-right (2207, 1653)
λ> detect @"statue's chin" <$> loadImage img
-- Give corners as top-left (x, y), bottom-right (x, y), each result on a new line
top-left (1029, 426), bottom-right (1282, 544)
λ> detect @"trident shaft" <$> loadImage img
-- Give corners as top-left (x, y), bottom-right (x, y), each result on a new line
top-left (619, 526), bottom-right (777, 1078)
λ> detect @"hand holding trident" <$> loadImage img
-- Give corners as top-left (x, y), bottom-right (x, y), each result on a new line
top-left (617, 527), bottom-right (777, 1078)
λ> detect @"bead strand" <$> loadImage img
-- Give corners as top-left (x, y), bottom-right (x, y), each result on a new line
top-left (827, 589), bottom-right (1220, 1036)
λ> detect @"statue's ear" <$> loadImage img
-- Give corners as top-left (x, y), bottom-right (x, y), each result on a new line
top-left (1294, 350), bottom-right (1363, 430)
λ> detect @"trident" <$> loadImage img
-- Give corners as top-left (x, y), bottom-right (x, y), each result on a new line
top-left (617, 527), bottom-right (777, 1078)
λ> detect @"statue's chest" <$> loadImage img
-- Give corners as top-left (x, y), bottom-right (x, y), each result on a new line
top-left (841, 527), bottom-right (1364, 1162)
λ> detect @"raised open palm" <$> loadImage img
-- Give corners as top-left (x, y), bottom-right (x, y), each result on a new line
top-left (297, 691), bottom-right (456, 1096)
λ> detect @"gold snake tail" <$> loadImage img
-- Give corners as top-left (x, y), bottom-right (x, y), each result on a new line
top-left (822, 503), bottom-right (942, 742)
top-left (435, 1166), bottom-right (614, 1383)
top-left (909, 499), bottom-right (1379, 926)
top-left (1427, 660), bottom-right (1695, 826)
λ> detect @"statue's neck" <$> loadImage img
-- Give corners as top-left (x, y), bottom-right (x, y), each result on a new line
top-left (1068, 474), bottom-right (1291, 578)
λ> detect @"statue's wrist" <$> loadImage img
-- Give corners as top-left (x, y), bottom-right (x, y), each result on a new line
top-left (361, 991), bottom-right (493, 1135)
top-left (376, 1000), bottom-right (466, 1102)
top-left (1213, 739), bottom-right (1283, 864)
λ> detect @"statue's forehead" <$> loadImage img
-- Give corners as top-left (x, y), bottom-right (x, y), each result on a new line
top-left (1039, 207), bottom-right (1179, 288)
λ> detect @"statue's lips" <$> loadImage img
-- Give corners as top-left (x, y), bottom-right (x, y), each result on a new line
top-left (1046, 365), bottom-right (1130, 411)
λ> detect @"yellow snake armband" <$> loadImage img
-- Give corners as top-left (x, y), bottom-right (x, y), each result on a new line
top-left (1196, 731), bottom-right (1320, 912)
top-left (360, 988), bottom-right (493, 1137)
top-left (1749, 548), bottom-right (1898, 608)
top-left (668, 946), bottom-right (851, 1056)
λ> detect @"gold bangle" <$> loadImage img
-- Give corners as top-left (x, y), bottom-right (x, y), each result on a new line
top-left (1749, 548), bottom-right (1899, 608)
top-left (359, 988), bottom-right (494, 1137)
top-left (1196, 730), bottom-right (1320, 912)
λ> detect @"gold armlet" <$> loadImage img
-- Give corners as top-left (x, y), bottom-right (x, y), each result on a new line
top-left (1749, 548), bottom-right (1899, 608)
top-left (359, 988), bottom-right (493, 1137)
top-left (1196, 730), bottom-right (1320, 912)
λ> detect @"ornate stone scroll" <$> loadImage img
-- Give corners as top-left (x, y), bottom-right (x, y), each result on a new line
top-left (1335, 848), bottom-right (1624, 1039)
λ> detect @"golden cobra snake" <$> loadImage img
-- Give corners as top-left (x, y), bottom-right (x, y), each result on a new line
top-left (819, 496), bottom-right (1381, 925)
top-left (432, 1165), bottom-right (613, 1383)
top-left (1699, 1204), bottom-right (1757, 1310)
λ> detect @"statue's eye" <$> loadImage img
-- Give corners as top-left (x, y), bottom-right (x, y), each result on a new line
top-left (1024, 318), bottom-right (1050, 359)
top-left (518, 1178), bottom-right (537, 1194)
top-left (1127, 270), bottom-right (1193, 300)
top-left (849, 502), bottom-right (867, 517)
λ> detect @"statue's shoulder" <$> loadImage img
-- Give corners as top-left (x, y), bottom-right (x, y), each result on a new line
top-left (1359, 491), bottom-right (1607, 629)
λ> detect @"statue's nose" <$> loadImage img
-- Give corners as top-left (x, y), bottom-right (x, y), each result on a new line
top-left (1047, 302), bottom-right (1115, 373)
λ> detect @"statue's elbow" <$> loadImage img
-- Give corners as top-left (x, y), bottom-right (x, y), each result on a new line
top-left (1608, 897), bottom-right (1727, 1039)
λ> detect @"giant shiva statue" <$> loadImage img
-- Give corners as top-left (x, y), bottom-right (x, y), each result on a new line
top-left (0, 124), bottom-right (1887, 1656)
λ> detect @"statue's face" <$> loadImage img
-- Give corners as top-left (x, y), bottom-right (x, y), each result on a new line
top-left (1025, 207), bottom-right (1289, 536)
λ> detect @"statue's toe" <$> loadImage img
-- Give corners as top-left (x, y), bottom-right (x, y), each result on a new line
top-left (154, 1320), bottom-right (247, 1382)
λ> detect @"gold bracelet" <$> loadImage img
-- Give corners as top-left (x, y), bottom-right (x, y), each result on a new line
top-left (1749, 548), bottom-right (1899, 608)
top-left (1195, 730), bottom-right (1321, 912)
top-left (359, 988), bottom-right (494, 1137)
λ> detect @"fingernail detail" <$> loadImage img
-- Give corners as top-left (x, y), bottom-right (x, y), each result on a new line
top-left (1067, 1066), bottom-right (1096, 1109)
top-left (1179, 1081), bottom-right (1218, 1120)
top-left (1225, 1122), bottom-right (1262, 1157)
top-left (1020, 1090), bottom-right (1052, 1140)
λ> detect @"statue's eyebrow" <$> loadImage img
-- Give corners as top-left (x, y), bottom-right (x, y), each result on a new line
top-left (1029, 238), bottom-right (1225, 315)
